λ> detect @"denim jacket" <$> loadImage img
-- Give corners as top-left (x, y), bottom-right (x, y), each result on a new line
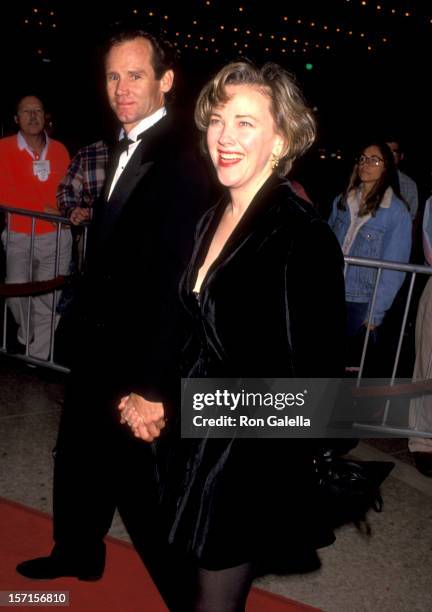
top-left (328, 187), bottom-right (412, 325)
top-left (398, 170), bottom-right (418, 220)
top-left (423, 196), bottom-right (432, 265)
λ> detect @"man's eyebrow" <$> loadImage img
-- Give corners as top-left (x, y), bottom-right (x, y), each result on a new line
top-left (105, 69), bottom-right (147, 76)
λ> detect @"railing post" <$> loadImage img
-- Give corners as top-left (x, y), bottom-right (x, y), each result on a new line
top-left (0, 204), bottom-right (88, 373)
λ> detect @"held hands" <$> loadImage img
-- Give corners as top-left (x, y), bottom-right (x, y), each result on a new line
top-left (118, 393), bottom-right (165, 442)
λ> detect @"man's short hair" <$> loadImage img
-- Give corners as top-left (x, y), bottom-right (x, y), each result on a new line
top-left (104, 26), bottom-right (177, 80)
top-left (14, 94), bottom-right (46, 115)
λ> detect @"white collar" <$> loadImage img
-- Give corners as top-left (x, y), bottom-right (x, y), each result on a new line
top-left (119, 106), bottom-right (167, 142)
top-left (348, 186), bottom-right (393, 211)
top-left (380, 187), bottom-right (393, 208)
top-left (17, 130), bottom-right (49, 160)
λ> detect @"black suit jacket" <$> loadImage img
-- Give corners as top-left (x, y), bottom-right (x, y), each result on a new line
top-left (71, 113), bottom-right (211, 402)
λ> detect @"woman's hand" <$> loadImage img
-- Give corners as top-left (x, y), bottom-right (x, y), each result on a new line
top-left (118, 393), bottom-right (165, 442)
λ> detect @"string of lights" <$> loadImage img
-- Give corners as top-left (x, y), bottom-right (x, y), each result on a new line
top-left (19, 1), bottom-right (429, 65)
top-left (3, 1), bottom-right (430, 167)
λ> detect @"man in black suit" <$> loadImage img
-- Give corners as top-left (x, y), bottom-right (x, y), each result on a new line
top-left (16, 28), bottom-right (209, 604)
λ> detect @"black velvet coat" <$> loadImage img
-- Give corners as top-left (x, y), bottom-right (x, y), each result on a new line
top-left (167, 174), bottom-right (347, 570)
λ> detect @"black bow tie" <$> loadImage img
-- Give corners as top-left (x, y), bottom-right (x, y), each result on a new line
top-left (116, 130), bottom-right (146, 153)
top-left (117, 136), bottom-right (133, 153)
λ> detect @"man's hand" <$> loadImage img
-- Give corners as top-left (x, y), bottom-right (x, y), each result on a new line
top-left (69, 207), bottom-right (91, 226)
top-left (44, 205), bottom-right (61, 215)
top-left (118, 393), bottom-right (165, 442)
top-left (363, 320), bottom-right (378, 332)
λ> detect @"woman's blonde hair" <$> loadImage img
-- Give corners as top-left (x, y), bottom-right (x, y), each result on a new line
top-left (194, 61), bottom-right (316, 175)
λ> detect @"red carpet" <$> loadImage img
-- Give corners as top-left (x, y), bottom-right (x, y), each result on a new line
top-left (0, 498), bottom-right (323, 611)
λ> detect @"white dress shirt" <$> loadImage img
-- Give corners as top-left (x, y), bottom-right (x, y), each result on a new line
top-left (108, 107), bottom-right (167, 200)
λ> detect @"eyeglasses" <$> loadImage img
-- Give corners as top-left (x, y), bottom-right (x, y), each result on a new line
top-left (358, 154), bottom-right (384, 166)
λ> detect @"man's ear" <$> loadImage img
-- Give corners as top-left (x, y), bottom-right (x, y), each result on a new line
top-left (160, 69), bottom-right (174, 94)
top-left (13, 115), bottom-right (19, 125)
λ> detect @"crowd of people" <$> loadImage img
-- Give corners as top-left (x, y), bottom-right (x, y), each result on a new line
top-left (0, 23), bottom-right (431, 611)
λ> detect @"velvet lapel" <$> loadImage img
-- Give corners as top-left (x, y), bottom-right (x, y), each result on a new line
top-left (188, 174), bottom-right (287, 299)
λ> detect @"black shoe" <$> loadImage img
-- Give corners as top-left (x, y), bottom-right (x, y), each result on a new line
top-left (16, 555), bottom-right (104, 581)
top-left (413, 452), bottom-right (432, 477)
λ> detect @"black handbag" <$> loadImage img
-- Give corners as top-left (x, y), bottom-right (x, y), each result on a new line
top-left (314, 449), bottom-right (395, 530)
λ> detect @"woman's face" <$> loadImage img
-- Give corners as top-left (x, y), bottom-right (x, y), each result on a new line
top-left (358, 145), bottom-right (385, 185)
top-left (206, 84), bottom-right (284, 198)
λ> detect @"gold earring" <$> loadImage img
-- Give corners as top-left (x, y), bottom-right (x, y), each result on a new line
top-left (271, 155), bottom-right (279, 170)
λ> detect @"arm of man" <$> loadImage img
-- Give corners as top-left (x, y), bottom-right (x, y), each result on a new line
top-left (56, 150), bottom-right (88, 224)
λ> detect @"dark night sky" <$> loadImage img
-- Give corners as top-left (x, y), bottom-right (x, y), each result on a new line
top-left (2, 1), bottom-right (431, 207)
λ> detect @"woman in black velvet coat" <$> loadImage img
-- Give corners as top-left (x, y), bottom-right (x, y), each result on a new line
top-left (120, 61), bottom-right (346, 611)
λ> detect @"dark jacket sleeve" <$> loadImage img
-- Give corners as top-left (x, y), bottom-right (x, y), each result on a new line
top-left (287, 217), bottom-right (346, 378)
top-left (128, 149), bottom-right (214, 407)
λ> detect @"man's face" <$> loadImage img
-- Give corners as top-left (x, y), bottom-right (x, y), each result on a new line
top-left (105, 37), bottom-right (174, 134)
top-left (15, 96), bottom-right (46, 138)
top-left (386, 141), bottom-right (403, 167)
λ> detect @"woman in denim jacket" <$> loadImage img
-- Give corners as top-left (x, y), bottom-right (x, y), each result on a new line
top-left (329, 141), bottom-right (412, 360)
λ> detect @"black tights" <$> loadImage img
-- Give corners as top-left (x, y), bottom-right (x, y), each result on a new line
top-left (191, 562), bottom-right (255, 612)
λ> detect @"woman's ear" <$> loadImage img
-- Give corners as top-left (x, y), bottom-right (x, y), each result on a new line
top-left (272, 135), bottom-right (287, 159)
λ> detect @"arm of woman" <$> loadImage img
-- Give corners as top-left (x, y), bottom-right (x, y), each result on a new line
top-left (328, 195), bottom-right (340, 229)
top-left (422, 197), bottom-right (432, 266)
top-left (287, 217), bottom-right (346, 377)
top-left (370, 203), bottom-right (412, 326)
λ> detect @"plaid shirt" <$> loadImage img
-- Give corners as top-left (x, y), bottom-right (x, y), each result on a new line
top-left (56, 140), bottom-right (109, 217)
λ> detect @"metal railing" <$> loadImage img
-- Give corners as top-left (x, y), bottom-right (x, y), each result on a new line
top-left (0, 205), bottom-right (88, 373)
top-left (1, 206), bottom-right (432, 440)
top-left (344, 255), bottom-right (432, 439)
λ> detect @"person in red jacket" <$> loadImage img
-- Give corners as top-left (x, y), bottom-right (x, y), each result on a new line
top-left (0, 95), bottom-right (71, 359)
